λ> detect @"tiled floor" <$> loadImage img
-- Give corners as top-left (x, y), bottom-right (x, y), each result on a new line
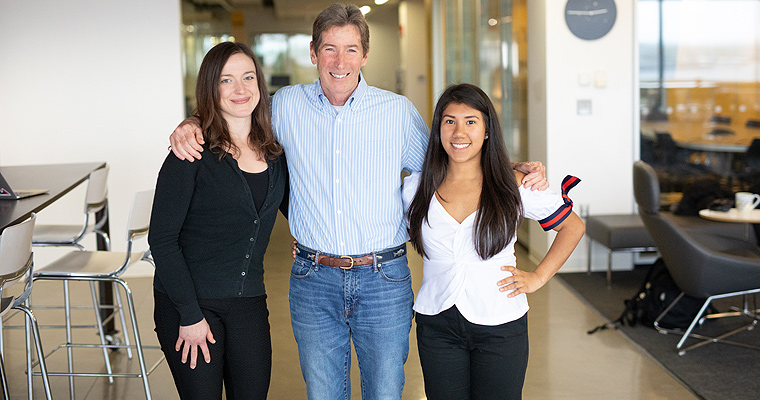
top-left (2, 217), bottom-right (697, 399)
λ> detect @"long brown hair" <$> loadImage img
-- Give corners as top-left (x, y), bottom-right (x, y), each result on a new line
top-left (407, 84), bottom-right (523, 260)
top-left (195, 42), bottom-right (282, 160)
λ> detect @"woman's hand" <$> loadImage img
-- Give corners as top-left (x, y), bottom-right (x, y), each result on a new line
top-left (169, 117), bottom-right (204, 161)
top-left (176, 318), bottom-right (215, 369)
top-left (497, 266), bottom-right (548, 298)
top-left (291, 239), bottom-right (298, 258)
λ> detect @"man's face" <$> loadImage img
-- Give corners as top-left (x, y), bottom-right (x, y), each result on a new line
top-left (310, 24), bottom-right (368, 106)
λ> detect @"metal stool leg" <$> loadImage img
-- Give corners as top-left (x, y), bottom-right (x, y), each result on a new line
top-left (89, 281), bottom-right (114, 383)
top-left (21, 302), bottom-right (52, 400)
top-left (587, 238), bottom-right (593, 274)
top-left (606, 249), bottom-right (613, 287)
top-left (116, 279), bottom-right (152, 399)
top-left (63, 281), bottom-right (75, 399)
top-left (114, 282), bottom-right (133, 359)
top-left (0, 355), bottom-right (9, 400)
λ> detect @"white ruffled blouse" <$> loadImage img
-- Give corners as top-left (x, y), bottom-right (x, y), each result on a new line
top-left (402, 173), bottom-right (579, 326)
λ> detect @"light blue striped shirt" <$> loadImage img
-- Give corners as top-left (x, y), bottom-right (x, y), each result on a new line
top-left (272, 75), bottom-right (429, 255)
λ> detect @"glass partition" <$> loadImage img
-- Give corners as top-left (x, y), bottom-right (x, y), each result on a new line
top-left (252, 33), bottom-right (319, 96)
top-left (436, 0), bottom-right (527, 162)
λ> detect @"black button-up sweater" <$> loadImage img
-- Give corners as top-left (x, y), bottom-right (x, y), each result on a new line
top-left (149, 147), bottom-right (288, 325)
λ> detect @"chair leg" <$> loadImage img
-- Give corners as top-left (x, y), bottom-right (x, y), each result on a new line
top-left (114, 282), bottom-right (133, 359)
top-left (95, 231), bottom-right (111, 252)
top-left (587, 238), bottom-right (593, 274)
top-left (0, 353), bottom-right (9, 400)
top-left (24, 311), bottom-right (32, 400)
top-left (63, 281), bottom-right (75, 399)
top-left (89, 282), bottom-right (114, 383)
top-left (606, 249), bottom-right (612, 287)
top-left (657, 291), bottom-right (760, 355)
top-left (114, 279), bottom-right (152, 400)
top-left (19, 302), bottom-right (52, 400)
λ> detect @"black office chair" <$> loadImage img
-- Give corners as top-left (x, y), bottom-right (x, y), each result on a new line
top-left (633, 161), bottom-right (760, 355)
top-left (734, 138), bottom-right (760, 189)
top-left (711, 115), bottom-right (732, 125)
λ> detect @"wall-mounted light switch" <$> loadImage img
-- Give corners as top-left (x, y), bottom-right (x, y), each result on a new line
top-left (577, 99), bottom-right (592, 115)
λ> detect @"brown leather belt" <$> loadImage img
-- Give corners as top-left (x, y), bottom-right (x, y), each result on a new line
top-left (295, 243), bottom-right (407, 269)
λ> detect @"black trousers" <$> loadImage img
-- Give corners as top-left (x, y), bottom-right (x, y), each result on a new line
top-left (416, 306), bottom-right (529, 400)
top-left (153, 290), bottom-right (272, 400)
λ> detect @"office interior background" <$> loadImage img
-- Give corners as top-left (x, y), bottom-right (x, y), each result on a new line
top-left (1, 0), bottom-right (759, 398)
top-left (1, 0), bottom-right (759, 274)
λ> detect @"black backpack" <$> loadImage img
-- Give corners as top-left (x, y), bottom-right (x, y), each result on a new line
top-left (589, 258), bottom-right (708, 334)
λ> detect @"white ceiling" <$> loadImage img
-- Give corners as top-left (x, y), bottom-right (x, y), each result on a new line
top-left (204, 0), bottom-right (399, 19)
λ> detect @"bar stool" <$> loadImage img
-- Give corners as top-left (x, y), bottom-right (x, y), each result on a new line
top-left (33, 165), bottom-right (110, 250)
top-left (0, 214), bottom-right (52, 399)
top-left (32, 190), bottom-right (157, 399)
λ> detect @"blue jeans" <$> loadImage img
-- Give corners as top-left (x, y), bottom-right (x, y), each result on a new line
top-left (289, 248), bottom-right (414, 400)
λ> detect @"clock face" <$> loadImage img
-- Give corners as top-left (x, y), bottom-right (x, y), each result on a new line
top-left (565, 0), bottom-right (617, 41)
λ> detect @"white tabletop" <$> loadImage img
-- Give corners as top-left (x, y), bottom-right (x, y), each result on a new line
top-left (699, 208), bottom-right (760, 224)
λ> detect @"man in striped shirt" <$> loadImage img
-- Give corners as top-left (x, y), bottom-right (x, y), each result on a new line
top-left (169, 4), bottom-right (546, 399)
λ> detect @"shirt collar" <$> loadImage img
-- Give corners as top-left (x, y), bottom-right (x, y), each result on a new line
top-left (313, 72), bottom-right (369, 111)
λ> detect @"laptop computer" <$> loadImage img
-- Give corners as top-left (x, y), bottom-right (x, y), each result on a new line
top-left (0, 172), bottom-right (48, 200)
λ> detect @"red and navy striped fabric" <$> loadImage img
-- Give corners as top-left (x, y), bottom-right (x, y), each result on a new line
top-left (538, 175), bottom-right (580, 231)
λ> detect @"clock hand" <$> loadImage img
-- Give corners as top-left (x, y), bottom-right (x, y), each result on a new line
top-left (567, 9), bottom-right (608, 16)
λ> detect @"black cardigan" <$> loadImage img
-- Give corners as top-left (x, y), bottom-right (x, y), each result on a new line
top-left (149, 147), bottom-right (288, 325)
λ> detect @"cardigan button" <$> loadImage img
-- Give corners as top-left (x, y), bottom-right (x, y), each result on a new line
top-left (241, 271), bottom-right (246, 276)
top-left (254, 219), bottom-right (259, 224)
top-left (245, 254), bottom-right (250, 259)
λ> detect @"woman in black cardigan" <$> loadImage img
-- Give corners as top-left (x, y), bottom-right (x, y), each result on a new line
top-left (149, 42), bottom-right (287, 400)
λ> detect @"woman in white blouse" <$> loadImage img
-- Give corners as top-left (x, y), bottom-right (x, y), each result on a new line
top-left (403, 84), bottom-right (585, 400)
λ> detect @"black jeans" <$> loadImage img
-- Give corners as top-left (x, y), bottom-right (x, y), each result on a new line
top-left (153, 290), bottom-right (272, 400)
top-left (416, 306), bottom-right (529, 400)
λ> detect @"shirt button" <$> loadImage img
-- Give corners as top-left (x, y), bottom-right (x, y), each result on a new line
top-left (337, 210), bottom-right (342, 215)
top-left (336, 179), bottom-right (340, 184)
top-left (337, 118), bottom-right (342, 123)
top-left (241, 271), bottom-right (246, 276)
top-left (336, 149), bottom-right (340, 154)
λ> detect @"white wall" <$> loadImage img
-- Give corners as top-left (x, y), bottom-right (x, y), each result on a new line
top-left (363, 5), bottom-right (402, 93)
top-left (399, 0), bottom-right (432, 125)
top-left (0, 0), bottom-right (184, 253)
top-left (528, 0), bottom-right (638, 272)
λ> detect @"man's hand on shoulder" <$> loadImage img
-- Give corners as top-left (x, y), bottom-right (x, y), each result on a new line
top-left (512, 161), bottom-right (548, 191)
top-left (169, 117), bottom-right (204, 161)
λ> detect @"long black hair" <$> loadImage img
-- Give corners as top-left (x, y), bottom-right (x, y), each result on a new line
top-left (407, 83), bottom-right (523, 260)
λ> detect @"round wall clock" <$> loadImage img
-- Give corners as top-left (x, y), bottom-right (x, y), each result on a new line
top-left (565, 0), bottom-right (617, 41)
